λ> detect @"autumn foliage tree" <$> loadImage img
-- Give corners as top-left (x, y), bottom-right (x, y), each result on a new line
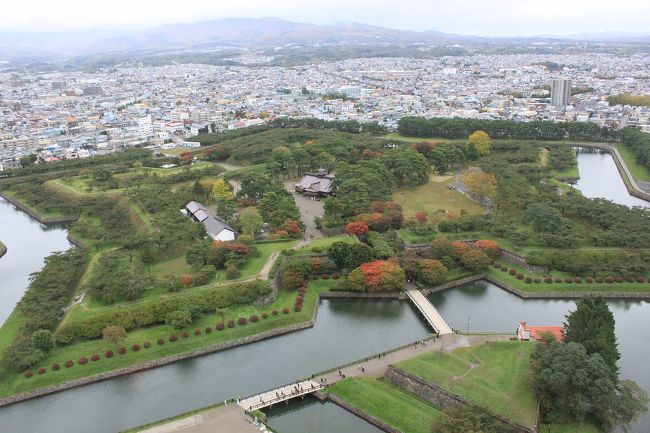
top-left (348, 260), bottom-right (405, 292)
top-left (460, 249), bottom-right (492, 272)
top-left (417, 259), bottom-right (448, 286)
top-left (279, 219), bottom-right (303, 237)
top-left (430, 237), bottom-right (453, 259)
top-left (467, 130), bottom-right (491, 156)
top-left (180, 274), bottom-right (193, 287)
top-left (473, 240), bottom-right (500, 258)
top-left (450, 241), bottom-right (471, 260)
top-left (460, 168), bottom-right (497, 201)
top-left (414, 211), bottom-right (427, 224)
top-left (346, 221), bottom-right (369, 236)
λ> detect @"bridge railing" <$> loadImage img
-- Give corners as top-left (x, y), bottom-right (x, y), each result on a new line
top-left (405, 289), bottom-right (453, 333)
top-left (305, 335), bottom-right (438, 380)
top-left (243, 383), bottom-right (323, 411)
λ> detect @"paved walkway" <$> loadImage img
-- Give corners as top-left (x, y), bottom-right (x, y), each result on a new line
top-left (139, 404), bottom-right (261, 433)
top-left (313, 334), bottom-right (512, 385)
top-left (405, 288), bottom-right (454, 335)
top-left (238, 380), bottom-right (323, 411)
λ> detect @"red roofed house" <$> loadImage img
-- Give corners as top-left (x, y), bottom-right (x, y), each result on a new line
top-left (517, 321), bottom-right (564, 342)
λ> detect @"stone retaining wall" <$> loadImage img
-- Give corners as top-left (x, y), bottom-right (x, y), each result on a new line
top-left (0, 190), bottom-right (78, 224)
top-left (0, 295), bottom-right (323, 408)
top-left (500, 249), bottom-right (547, 274)
top-left (326, 393), bottom-right (402, 433)
top-left (385, 366), bottom-right (535, 433)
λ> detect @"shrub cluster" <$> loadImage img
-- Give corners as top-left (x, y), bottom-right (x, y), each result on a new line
top-left (55, 280), bottom-right (271, 343)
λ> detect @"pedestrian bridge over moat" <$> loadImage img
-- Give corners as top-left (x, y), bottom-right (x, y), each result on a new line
top-left (238, 379), bottom-right (324, 411)
top-left (405, 287), bottom-right (454, 335)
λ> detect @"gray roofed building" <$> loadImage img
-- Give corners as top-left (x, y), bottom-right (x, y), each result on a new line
top-left (193, 209), bottom-right (210, 222)
top-left (184, 201), bottom-right (237, 241)
top-left (295, 170), bottom-right (335, 197)
top-left (186, 201), bottom-right (207, 214)
top-left (203, 216), bottom-right (236, 241)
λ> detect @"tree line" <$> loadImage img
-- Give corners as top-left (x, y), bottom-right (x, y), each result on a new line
top-left (398, 116), bottom-right (619, 141)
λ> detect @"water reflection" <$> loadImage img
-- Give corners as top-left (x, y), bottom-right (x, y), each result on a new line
top-left (0, 197), bottom-right (72, 324)
top-left (573, 147), bottom-right (650, 208)
top-left (265, 397), bottom-right (384, 433)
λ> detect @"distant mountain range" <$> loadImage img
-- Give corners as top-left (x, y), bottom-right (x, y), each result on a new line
top-left (0, 17), bottom-right (648, 61)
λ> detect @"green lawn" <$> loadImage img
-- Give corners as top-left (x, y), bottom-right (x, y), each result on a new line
top-left (398, 341), bottom-right (537, 428)
top-left (488, 263), bottom-right (650, 294)
top-left (150, 239), bottom-right (297, 280)
top-left (382, 133), bottom-right (464, 144)
top-left (393, 176), bottom-right (485, 219)
top-left (0, 279), bottom-right (337, 399)
top-left (328, 377), bottom-right (442, 433)
top-left (553, 165), bottom-right (580, 180)
top-left (617, 143), bottom-right (650, 182)
top-left (292, 235), bottom-right (358, 255)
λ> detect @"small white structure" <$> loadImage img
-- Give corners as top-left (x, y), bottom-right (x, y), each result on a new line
top-left (185, 201), bottom-right (236, 241)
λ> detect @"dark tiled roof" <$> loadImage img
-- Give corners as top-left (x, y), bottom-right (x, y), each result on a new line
top-left (203, 215), bottom-right (235, 237)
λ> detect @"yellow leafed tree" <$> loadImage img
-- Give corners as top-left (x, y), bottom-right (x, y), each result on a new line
top-left (211, 178), bottom-right (234, 202)
top-left (460, 168), bottom-right (496, 200)
top-left (468, 130), bottom-right (491, 156)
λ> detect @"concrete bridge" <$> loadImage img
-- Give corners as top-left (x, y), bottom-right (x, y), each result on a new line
top-left (405, 287), bottom-right (454, 335)
top-left (238, 379), bottom-right (324, 412)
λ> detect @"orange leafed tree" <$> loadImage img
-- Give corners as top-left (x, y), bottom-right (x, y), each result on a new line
top-left (348, 260), bottom-right (405, 292)
top-left (180, 274), bottom-right (193, 286)
top-left (474, 240), bottom-right (500, 258)
top-left (346, 221), bottom-right (369, 236)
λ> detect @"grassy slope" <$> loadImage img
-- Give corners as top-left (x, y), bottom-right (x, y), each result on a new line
top-left (0, 280), bottom-right (336, 399)
top-left (393, 176), bottom-right (485, 219)
top-left (292, 235), bottom-right (358, 255)
top-left (398, 341), bottom-right (537, 427)
top-left (488, 262), bottom-right (650, 294)
top-left (328, 377), bottom-right (442, 433)
top-left (148, 240), bottom-right (297, 284)
top-left (617, 143), bottom-right (650, 182)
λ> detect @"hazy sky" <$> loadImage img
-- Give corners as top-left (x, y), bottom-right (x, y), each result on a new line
top-left (3, 0), bottom-right (650, 36)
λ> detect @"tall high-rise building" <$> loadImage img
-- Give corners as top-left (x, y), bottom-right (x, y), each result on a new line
top-left (551, 78), bottom-right (572, 107)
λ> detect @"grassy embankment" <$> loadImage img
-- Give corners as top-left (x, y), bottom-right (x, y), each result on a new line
top-left (487, 260), bottom-right (650, 294)
top-left (616, 143), bottom-right (650, 182)
top-left (0, 279), bottom-right (338, 399)
top-left (327, 377), bottom-right (442, 433)
top-left (398, 341), bottom-right (536, 427)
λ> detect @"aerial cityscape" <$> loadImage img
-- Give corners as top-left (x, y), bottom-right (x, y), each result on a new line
top-left (1, 2), bottom-right (650, 433)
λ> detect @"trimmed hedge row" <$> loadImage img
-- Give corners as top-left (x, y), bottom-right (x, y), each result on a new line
top-left (495, 264), bottom-right (648, 285)
top-left (55, 280), bottom-right (271, 343)
top-left (24, 300), bottom-right (299, 379)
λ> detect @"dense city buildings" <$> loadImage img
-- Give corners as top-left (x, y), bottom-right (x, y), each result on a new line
top-left (1, 52), bottom-right (649, 169)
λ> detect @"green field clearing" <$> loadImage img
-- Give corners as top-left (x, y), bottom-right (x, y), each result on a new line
top-left (393, 176), bottom-right (485, 219)
top-left (398, 341), bottom-right (537, 427)
top-left (382, 133), bottom-right (464, 144)
top-left (292, 235), bottom-right (358, 255)
top-left (328, 377), bottom-right (442, 433)
top-left (1, 279), bottom-right (336, 399)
